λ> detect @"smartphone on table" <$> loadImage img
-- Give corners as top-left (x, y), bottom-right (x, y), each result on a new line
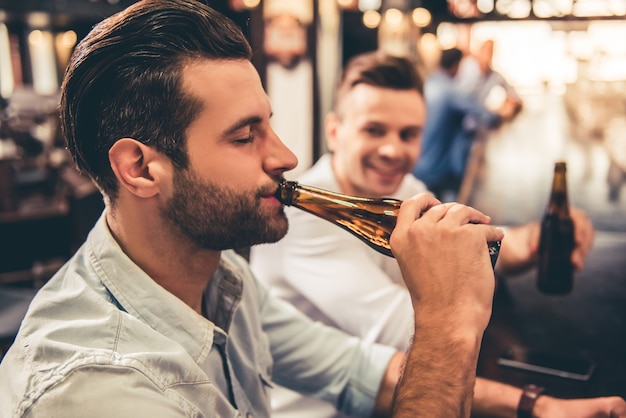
top-left (497, 346), bottom-right (594, 381)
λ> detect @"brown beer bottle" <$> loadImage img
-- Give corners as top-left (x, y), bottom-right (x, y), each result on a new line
top-left (537, 162), bottom-right (575, 294)
top-left (276, 180), bottom-right (501, 269)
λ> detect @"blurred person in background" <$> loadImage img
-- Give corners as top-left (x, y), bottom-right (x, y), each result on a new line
top-left (412, 47), bottom-right (518, 202)
top-left (453, 39), bottom-right (523, 181)
top-left (457, 39), bottom-right (523, 117)
top-left (250, 50), bottom-right (625, 418)
top-left (0, 1), bottom-right (512, 417)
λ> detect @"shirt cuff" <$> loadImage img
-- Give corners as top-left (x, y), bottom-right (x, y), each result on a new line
top-left (339, 342), bottom-right (397, 417)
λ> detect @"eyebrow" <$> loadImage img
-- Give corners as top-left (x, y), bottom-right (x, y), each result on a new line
top-left (222, 115), bottom-right (263, 137)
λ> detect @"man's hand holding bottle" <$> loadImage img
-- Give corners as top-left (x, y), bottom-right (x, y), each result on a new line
top-left (391, 192), bottom-right (504, 334)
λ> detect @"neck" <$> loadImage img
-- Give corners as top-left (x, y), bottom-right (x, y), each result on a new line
top-left (105, 203), bottom-right (221, 315)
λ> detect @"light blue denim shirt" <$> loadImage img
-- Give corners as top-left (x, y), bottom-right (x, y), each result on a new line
top-left (0, 212), bottom-right (396, 417)
top-left (412, 70), bottom-right (501, 190)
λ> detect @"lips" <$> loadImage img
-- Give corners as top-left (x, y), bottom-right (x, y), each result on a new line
top-left (260, 188), bottom-right (282, 208)
top-left (371, 167), bottom-right (403, 182)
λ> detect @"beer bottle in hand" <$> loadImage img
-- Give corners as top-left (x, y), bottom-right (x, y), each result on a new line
top-left (276, 180), bottom-right (501, 269)
top-left (537, 162), bottom-right (575, 295)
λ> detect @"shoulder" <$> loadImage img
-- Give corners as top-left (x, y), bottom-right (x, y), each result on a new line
top-left (10, 365), bottom-right (195, 418)
top-left (297, 154), bottom-right (337, 190)
top-left (0, 282), bottom-right (205, 416)
top-left (395, 174), bottom-right (428, 199)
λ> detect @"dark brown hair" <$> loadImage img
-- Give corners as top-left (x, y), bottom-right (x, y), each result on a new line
top-left (333, 51), bottom-right (424, 113)
top-left (60, 0), bottom-right (252, 202)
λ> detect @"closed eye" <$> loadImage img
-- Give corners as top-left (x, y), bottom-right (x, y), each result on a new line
top-left (235, 135), bottom-right (254, 144)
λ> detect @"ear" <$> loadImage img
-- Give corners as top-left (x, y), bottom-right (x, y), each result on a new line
top-left (325, 112), bottom-right (340, 153)
top-left (108, 138), bottom-right (169, 199)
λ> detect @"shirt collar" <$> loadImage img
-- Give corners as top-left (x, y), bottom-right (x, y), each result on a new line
top-left (86, 211), bottom-right (216, 364)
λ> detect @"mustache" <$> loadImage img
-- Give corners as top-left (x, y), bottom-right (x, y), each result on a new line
top-left (257, 176), bottom-right (287, 198)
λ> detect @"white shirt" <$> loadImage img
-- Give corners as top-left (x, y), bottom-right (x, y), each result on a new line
top-left (250, 154), bottom-right (427, 418)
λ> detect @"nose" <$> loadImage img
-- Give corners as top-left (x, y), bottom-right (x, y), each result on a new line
top-left (264, 129), bottom-right (298, 175)
top-left (378, 136), bottom-right (404, 160)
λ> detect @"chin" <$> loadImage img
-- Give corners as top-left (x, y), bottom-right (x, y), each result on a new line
top-left (372, 181), bottom-right (400, 197)
top-left (368, 173), bottom-right (401, 191)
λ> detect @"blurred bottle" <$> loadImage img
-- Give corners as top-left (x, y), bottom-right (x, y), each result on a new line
top-left (537, 162), bottom-right (575, 295)
top-left (276, 180), bottom-right (500, 268)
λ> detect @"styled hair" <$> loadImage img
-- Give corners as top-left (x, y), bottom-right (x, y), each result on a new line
top-left (60, 0), bottom-right (252, 202)
top-left (439, 47), bottom-right (463, 71)
top-left (333, 51), bottom-right (424, 113)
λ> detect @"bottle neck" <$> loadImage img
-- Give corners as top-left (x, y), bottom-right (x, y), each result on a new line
top-left (276, 180), bottom-right (297, 206)
top-left (548, 168), bottom-right (569, 216)
top-left (276, 180), bottom-right (399, 208)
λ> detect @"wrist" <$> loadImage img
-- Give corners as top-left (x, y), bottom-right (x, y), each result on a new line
top-left (517, 384), bottom-right (544, 418)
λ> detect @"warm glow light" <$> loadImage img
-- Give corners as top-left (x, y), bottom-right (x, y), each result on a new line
top-left (609, 0), bottom-right (626, 15)
top-left (588, 21), bottom-right (626, 54)
top-left (418, 32), bottom-right (440, 70)
top-left (421, 32), bottom-right (437, 46)
top-left (554, 0), bottom-right (573, 15)
top-left (28, 30), bottom-right (44, 45)
top-left (28, 29), bottom-right (58, 95)
top-left (0, 23), bottom-right (14, 99)
top-left (567, 30), bottom-right (594, 60)
top-left (243, 0), bottom-right (261, 8)
top-left (477, 0), bottom-right (494, 14)
top-left (55, 31), bottom-right (77, 74)
top-left (336, 0), bottom-right (354, 8)
top-left (359, 0), bottom-right (381, 12)
top-left (573, 0), bottom-right (610, 16)
top-left (384, 8), bottom-right (404, 26)
top-left (507, 0), bottom-right (531, 18)
top-left (589, 55), bottom-right (626, 81)
top-left (436, 22), bottom-right (458, 49)
top-left (362, 10), bottom-right (381, 28)
top-left (495, 0), bottom-right (513, 15)
top-left (60, 30), bottom-right (77, 48)
top-left (411, 7), bottom-right (431, 27)
top-left (26, 12), bottom-right (50, 28)
top-left (533, 0), bottom-right (554, 18)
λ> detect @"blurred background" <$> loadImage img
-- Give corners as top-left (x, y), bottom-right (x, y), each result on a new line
top-left (0, 0), bottom-right (625, 288)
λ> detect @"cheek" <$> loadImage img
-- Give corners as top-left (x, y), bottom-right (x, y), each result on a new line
top-left (408, 141), bottom-right (421, 163)
top-left (209, 162), bottom-right (253, 186)
top-left (347, 145), bottom-right (370, 167)
top-left (182, 160), bottom-right (231, 194)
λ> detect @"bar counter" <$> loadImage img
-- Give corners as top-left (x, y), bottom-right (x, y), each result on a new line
top-left (478, 230), bottom-right (626, 399)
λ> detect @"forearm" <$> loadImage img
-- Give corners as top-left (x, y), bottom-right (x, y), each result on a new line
top-left (495, 224), bottom-right (539, 276)
top-left (471, 378), bottom-right (522, 418)
top-left (391, 324), bottom-right (484, 417)
top-left (373, 352), bottom-right (405, 418)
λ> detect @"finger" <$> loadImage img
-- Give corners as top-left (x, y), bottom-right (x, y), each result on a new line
top-left (570, 208), bottom-right (595, 271)
top-left (574, 222), bottom-right (594, 254)
top-left (571, 250), bottom-right (585, 272)
top-left (474, 224), bottom-right (506, 245)
top-left (437, 202), bottom-right (493, 228)
top-left (395, 193), bottom-right (441, 230)
top-left (571, 236), bottom-right (592, 271)
top-left (419, 202), bottom-right (457, 222)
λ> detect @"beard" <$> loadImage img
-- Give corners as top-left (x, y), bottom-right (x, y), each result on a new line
top-left (162, 167), bottom-right (289, 251)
